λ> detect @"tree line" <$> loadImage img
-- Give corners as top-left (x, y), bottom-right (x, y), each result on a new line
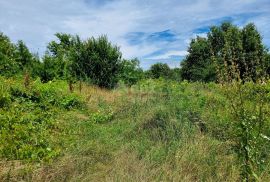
top-left (0, 32), bottom-right (181, 88)
top-left (1, 22), bottom-right (270, 88)
top-left (181, 22), bottom-right (270, 82)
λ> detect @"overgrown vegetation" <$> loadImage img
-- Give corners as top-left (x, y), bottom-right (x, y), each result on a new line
top-left (0, 77), bottom-right (84, 162)
top-left (1, 21), bottom-right (270, 181)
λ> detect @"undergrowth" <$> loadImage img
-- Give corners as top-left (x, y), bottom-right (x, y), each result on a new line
top-left (0, 77), bottom-right (270, 181)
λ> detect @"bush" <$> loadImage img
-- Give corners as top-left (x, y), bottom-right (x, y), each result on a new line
top-left (0, 77), bottom-right (84, 161)
top-left (0, 109), bottom-right (59, 161)
top-left (91, 110), bottom-right (114, 124)
top-left (60, 94), bottom-right (83, 109)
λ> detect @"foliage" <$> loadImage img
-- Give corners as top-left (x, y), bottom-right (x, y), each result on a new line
top-left (42, 33), bottom-right (122, 88)
top-left (1, 21), bottom-right (270, 181)
top-left (218, 28), bottom-right (270, 180)
top-left (169, 67), bottom-right (182, 81)
top-left (1, 77), bottom-right (270, 181)
top-left (0, 32), bottom-right (19, 76)
top-left (80, 35), bottom-right (122, 88)
top-left (181, 22), bottom-right (269, 82)
top-left (0, 32), bottom-right (41, 78)
top-left (91, 109), bottom-right (114, 124)
top-left (148, 63), bottom-right (171, 79)
top-left (225, 82), bottom-right (270, 180)
top-left (181, 37), bottom-right (216, 82)
top-left (0, 77), bottom-right (84, 162)
top-left (118, 58), bottom-right (144, 86)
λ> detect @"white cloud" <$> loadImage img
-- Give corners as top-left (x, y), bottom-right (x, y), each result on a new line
top-left (0, 0), bottom-right (269, 66)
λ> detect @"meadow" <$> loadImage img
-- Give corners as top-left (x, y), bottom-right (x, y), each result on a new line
top-left (1, 76), bottom-right (270, 181)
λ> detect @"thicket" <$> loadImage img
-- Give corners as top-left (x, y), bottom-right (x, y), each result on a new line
top-left (181, 22), bottom-right (270, 82)
top-left (0, 77), bottom-right (84, 162)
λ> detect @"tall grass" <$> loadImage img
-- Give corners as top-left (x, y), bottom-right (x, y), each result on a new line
top-left (0, 77), bottom-right (269, 181)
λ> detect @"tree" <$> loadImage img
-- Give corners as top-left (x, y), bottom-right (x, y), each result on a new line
top-left (149, 63), bottom-right (171, 79)
top-left (0, 33), bottom-right (41, 77)
top-left (181, 22), bottom-right (268, 82)
top-left (220, 25), bottom-right (243, 82)
top-left (242, 23), bottom-right (265, 80)
top-left (0, 32), bottom-right (19, 76)
top-left (15, 40), bottom-right (33, 69)
top-left (78, 35), bottom-right (122, 88)
top-left (44, 34), bottom-right (123, 88)
top-left (118, 58), bottom-right (144, 86)
top-left (170, 68), bottom-right (182, 81)
top-left (39, 55), bottom-right (59, 83)
top-left (46, 33), bottom-right (74, 80)
top-left (181, 37), bottom-right (216, 82)
top-left (15, 40), bottom-right (42, 77)
top-left (265, 52), bottom-right (270, 76)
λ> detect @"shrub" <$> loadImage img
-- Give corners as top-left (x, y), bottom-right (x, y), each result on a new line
top-left (0, 107), bottom-right (59, 161)
top-left (91, 110), bottom-right (114, 124)
top-left (60, 94), bottom-right (83, 109)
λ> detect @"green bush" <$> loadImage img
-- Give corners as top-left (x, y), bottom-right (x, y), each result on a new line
top-left (0, 109), bottom-right (59, 161)
top-left (0, 89), bottom-right (10, 108)
top-left (91, 110), bottom-right (114, 124)
top-left (0, 77), bottom-right (84, 162)
top-left (60, 94), bottom-right (83, 109)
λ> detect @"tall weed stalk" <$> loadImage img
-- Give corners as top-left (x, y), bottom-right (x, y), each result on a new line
top-left (213, 47), bottom-right (270, 181)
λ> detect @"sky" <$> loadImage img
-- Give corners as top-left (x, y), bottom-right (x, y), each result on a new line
top-left (0, 0), bottom-right (269, 69)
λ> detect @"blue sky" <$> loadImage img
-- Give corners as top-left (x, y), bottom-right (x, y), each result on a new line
top-left (0, 0), bottom-right (269, 69)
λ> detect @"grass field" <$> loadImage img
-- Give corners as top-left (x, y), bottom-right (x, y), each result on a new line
top-left (1, 76), bottom-right (270, 181)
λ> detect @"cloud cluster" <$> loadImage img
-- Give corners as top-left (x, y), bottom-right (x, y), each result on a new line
top-left (0, 0), bottom-right (269, 69)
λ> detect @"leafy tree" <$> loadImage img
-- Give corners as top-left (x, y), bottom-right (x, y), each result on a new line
top-left (149, 63), bottom-right (171, 79)
top-left (208, 25), bottom-right (225, 57)
top-left (46, 33), bottom-right (74, 79)
top-left (0, 32), bottom-right (18, 76)
top-left (181, 37), bottom-right (216, 82)
top-left (15, 40), bottom-right (42, 77)
top-left (181, 22), bottom-right (268, 82)
top-left (221, 25), bottom-right (243, 82)
top-left (170, 68), bottom-right (182, 81)
top-left (15, 40), bottom-right (33, 69)
top-left (241, 23), bottom-right (265, 80)
top-left (39, 55), bottom-right (59, 82)
top-left (80, 35), bottom-right (122, 88)
top-left (265, 52), bottom-right (270, 76)
top-left (44, 34), bottom-right (122, 88)
top-left (118, 58), bottom-right (144, 86)
top-left (0, 33), bottom-right (40, 77)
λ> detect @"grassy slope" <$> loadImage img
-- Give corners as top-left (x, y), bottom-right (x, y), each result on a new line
top-left (0, 77), bottom-right (270, 181)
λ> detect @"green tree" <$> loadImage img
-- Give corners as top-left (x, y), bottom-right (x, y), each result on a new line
top-left (265, 52), bottom-right (270, 76)
top-left (39, 55), bottom-right (59, 82)
top-left (182, 22), bottom-right (267, 82)
top-left (15, 40), bottom-right (41, 77)
top-left (181, 37), bottom-right (216, 82)
top-left (0, 33), bottom-right (41, 77)
top-left (242, 23), bottom-right (265, 80)
top-left (220, 25), bottom-right (243, 82)
top-left (170, 68), bottom-right (182, 81)
top-left (118, 58), bottom-right (144, 86)
top-left (43, 34), bottom-right (122, 88)
top-left (0, 32), bottom-right (18, 76)
top-left (80, 35), bottom-right (122, 88)
top-left (148, 63), bottom-right (171, 79)
top-left (46, 33), bottom-right (74, 79)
